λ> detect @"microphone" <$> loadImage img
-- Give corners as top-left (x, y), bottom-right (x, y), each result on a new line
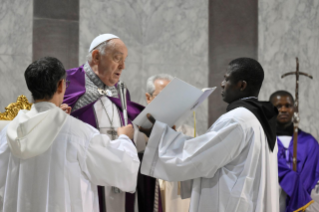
top-left (112, 81), bottom-right (128, 194)
top-left (117, 81), bottom-right (128, 126)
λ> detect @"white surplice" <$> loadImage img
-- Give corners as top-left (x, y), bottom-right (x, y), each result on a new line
top-left (0, 102), bottom-right (140, 212)
top-left (141, 107), bottom-right (279, 212)
top-left (307, 183), bottom-right (319, 212)
top-left (159, 124), bottom-right (194, 212)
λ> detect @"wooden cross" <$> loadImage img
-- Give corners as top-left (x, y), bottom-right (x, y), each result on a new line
top-left (281, 57), bottom-right (313, 171)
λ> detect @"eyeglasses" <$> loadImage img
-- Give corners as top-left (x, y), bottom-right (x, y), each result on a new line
top-left (66, 79), bottom-right (70, 88)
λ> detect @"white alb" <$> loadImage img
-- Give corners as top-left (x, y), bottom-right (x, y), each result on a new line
top-left (0, 102), bottom-right (140, 212)
top-left (141, 107), bottom-right (279, 212)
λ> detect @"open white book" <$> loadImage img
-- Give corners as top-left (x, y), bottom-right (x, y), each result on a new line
top-left (133, 78), bottom-right (216, 128)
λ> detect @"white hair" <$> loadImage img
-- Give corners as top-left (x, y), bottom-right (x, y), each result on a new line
top-left (146, 74), bottom-right (174, 95)
top-left (86, 39), bottom-right (116, 62)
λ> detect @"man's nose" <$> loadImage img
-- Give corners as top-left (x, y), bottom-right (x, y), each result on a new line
top-left (221, 80), bottom-right (225, 88)
top-left (280, 106), bottom-right (288, 112)
top-left (119, 61), bottom-right (125, 70)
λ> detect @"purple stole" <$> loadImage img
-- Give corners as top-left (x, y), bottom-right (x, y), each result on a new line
top-left (277, 130), bottom-right (319, 212)
top-left (63, 65), bottom-right (162, 212)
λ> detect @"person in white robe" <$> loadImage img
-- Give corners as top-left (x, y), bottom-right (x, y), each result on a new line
top-left (0, 57), bottom-right (139, 212)
top-left (145, 74), bottom-right (192, 212)
top-left (140, 58), bottom-right (280, 212)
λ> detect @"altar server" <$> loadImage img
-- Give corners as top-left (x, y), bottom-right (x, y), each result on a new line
top-left (0, 57), bottom-right (139, 212)
top-left (140, 58), bottom-right (279, 212)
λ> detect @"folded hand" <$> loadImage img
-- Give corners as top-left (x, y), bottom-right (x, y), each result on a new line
top-left (60, 103), bottom-right (72, 114)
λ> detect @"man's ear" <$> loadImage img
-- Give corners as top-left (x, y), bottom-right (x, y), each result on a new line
top-left (57, 79), bottom-right (64, 94)
top-left (91, 50), bottom-right (100, 64)
top-left (237, 80), bottom-right (247, 91)
top-left (145, 93), bottom-right (152, 104)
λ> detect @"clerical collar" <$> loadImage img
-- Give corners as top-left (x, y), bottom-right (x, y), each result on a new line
top-left (83, 62), bottom-right (107, 89)
top-left (276, 122), bottom-right (295, 136)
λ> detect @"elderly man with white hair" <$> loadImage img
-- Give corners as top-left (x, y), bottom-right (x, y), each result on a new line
top-left (145, 74), bottom-right (194, 212)
top-left (63, 34), bottom-right (161, 212)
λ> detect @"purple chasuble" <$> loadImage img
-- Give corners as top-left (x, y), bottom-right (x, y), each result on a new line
top-left (63, 65), bottom-right (144, 127)
top-left (277, 130), bottom-right (319, 212)
top-left (63, 65), bottom-right (162, 212)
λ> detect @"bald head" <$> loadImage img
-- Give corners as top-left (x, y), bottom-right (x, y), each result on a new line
top-left (145, 74), bottom-right (174, 104)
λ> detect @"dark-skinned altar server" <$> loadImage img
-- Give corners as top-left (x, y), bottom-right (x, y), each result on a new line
top-left (140, 58), bottom-right (279, 212)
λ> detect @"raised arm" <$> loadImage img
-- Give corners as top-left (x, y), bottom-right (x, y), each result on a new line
top-left (79, 125), bottom-right (140, 192)
top-left (141, 120), bottom-right (247, 182)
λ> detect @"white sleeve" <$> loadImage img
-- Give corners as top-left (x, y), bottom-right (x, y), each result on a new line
top-left (141, 120), bottom-right (246, 181)
top-left (0, 127), bottom-right (10, 211)
top-left (79, 134), bottom-right (140, 192)
top-left (306, 182), bottom-right (319, 212)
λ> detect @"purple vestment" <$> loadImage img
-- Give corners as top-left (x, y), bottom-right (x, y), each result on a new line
top-left (63, 65), bottom-right (144, 127)
top-left (278, 130), bottom-right (319, 212)
top-left (63, 65), bottom-right (162, 212)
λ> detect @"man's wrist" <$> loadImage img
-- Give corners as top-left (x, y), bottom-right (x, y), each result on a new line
top-left (118, 134), bottom-right (130, 140)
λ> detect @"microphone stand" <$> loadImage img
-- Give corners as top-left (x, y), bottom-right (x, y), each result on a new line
top-left (118, 81), bottom-right (128, 126)
top-left (112, 81), bottom-right (128, 194)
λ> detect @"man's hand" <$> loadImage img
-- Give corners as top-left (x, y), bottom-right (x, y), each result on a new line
top-left (138, 114), bottom-right (156, 138)
top-left (60, 103), bottom-right (72, 114)
top-left (117, 124), bottom-right (134, 140)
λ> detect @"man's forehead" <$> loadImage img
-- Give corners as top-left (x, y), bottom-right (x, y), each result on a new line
top-left (224, 69), bottom-right (234, 77)
top-left (274, 95), bottom-right (293, 102)
top-left (154, 78), bottom-right (170, 84)
top-left (113, 41), bottom-right (128, 55)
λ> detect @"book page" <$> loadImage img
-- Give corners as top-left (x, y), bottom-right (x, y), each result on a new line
top-left (133, 78), bottom-right (215, 129)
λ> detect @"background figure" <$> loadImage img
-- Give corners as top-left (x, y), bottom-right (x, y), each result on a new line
top-left (0, 57), bottom-right (138, 212)
top-left (140, 58), bottom-right (279, 212)
top-left (63, 34), bottom-right (160, 212)
top-left (269, 90), bottom-right (319, 212)
top-left (145, 74), bottom-right (196, 137)
top-left (145, 74), bottom-right (192, 212)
